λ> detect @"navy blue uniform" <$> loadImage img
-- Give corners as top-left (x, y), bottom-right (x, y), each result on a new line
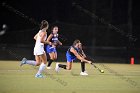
top-left (66, 46), bottom-right (80, 62)
top-left (46, 33), bottom-right (58, 53)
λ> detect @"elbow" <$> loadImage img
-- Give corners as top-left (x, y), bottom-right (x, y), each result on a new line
top-left (34, 38), bottom-right (36, 41)
top-left (34, 36), bottom-right (37, 40)
top-left (40, 40), bottom-right (44, 43)
top-left (59, 42), bottom-right (62, 45)
top-left (46, 40), bottom-right (50, 43)
top-left (78, 56), bottom-right (83, 61)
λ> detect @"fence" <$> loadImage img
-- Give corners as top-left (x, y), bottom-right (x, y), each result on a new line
top-left (0, 44), bottom-right (139, 63)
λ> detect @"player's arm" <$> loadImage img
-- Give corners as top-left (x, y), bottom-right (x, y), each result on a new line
top-left (79, 49), bottom-right (87, 62)
top-left (81, 49), bottom-right (86, 58)
top-left (57, 40), bottom-right (62, 45)
top-left (40, 32), bottom-right (46, 43)
top-left (46, 34), bottom-right (53, 45)
top-left (78, 48), bottom-right (86, 58)
top-left (70, 47), bottom-right (91, 64)
top-left (33, 33), bottom-right (38, 40)
top-left (39, 32), bottom-right (49, 44)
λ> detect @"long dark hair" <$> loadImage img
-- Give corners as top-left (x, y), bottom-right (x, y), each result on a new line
top-left (73, 39), bottom-right (80, 46)
top-left (51, 26), bottom-right (58, 31)
top-left (40, 20), bottom-right (49, 30)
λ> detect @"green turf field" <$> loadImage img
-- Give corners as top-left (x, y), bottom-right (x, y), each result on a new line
top-left (0, 61), bottom-right (140, 93)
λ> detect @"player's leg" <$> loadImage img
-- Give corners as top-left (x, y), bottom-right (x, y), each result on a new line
top-left (20, 56), bottom-right (41, 66)
top-left (53, 51), bottom-right (57, 60)
top-left (55, 63), bottom-right (63, 72)
top-left (48, 52), bottom-right (57, 69)
top-left (47, 52), bottom-right (54, 69)
top-left (55, 61), bottom-right (73, 72)
top-left (47, 47), bottom-right (57, 69)
top-left (81, 62), bottom-right (85, 72)
top-left (46, 45), bottom-right (54, 69)
top-left (35, 55), bottom-right (42, 66)
top-left (35, 53), bottom-right (47, 78)
top-left (80, 62), bottom-right (88, 76)
top-left (55, 52), bottom-right (73, 72)
top-left (20, 46), bottom-right (43, 66)
top-left (66, 61), bottom-right (72, 70)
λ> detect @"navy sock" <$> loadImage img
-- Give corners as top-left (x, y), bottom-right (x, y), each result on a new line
top-left (58, 64), bottom-right (66, 69)
top-left (47, 59), bottom-right (53, 67)
top-left (81, 62), bottom-right (85, 72)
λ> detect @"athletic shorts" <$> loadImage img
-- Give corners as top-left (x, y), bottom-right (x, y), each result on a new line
top-left (66, 52), bottom-right (76, 62)
top-left (46, 45), bottom-right (57, 53)
top-left (34, 45), bottom-right (45, 55)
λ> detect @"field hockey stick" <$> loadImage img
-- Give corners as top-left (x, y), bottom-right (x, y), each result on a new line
top-left (85, 55), bottom-right (104, 73)
top-left (77, 49), bottom-right (104, 73)
top-left (90, 62), bottom-right (104, 73)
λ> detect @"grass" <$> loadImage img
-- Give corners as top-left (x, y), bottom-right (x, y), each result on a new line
top-left (0, 61), bottom-right (140, 93)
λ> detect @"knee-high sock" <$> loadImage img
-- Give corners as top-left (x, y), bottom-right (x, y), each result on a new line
top-left (81, 62), bottom-right (85, 72)
top-left (37, 63), bottom-right (46, 75)
top-left (47, 59), bottom-right (53, 67)
top-left (26, 60), bottom-right (37, 66)
top-left (58, 64), bottom-right (66, 69)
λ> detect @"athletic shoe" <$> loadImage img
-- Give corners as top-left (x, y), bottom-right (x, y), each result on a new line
top-left (84, 71), bottom-right (88, 75)
top-left (35, 74), bottom-right (44, 78)
top-left (46, 66), bottom-right (52, 69)
top-left (55, 63), bottom-right (60, 72)
top-left (20, 58), bottom-right (27, 66)
top-left (80, 71), bottom-right (88, 76)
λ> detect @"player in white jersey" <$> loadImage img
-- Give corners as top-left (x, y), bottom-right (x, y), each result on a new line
top-left (20, 20), bottom-right (50, 78)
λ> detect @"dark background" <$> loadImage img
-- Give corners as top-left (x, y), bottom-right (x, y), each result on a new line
top-left (0, 0), bottom-right (140, 62)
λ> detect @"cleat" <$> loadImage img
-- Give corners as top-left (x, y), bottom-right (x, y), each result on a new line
top-left (55, 63), bottom-right (60, 72)
top-left (46, 66), bottom-right (52, 70)
top-left (80, 71), bottom-right (88, 76)
top-left (20, 58), bottom-right (27, 66)
top-left (84, 71), bottom-right (88, 75)
top-left (35, 74), bottom-right (44, 78)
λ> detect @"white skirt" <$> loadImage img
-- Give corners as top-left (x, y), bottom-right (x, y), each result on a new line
top-left (34, 45), bottom-right (45, 56)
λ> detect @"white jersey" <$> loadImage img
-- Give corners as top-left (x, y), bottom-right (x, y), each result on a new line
top-left (34, 30), bottom-right (47, 55)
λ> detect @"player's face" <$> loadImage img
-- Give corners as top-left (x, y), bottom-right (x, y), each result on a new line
top-left (53, 27), bottom-right (58, 34)
top-left (78, 43), bottom-right (82, 49)
top-left (75, 42), bottom-right (81, 48)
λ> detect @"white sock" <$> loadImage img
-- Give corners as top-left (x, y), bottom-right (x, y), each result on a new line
top-left (37, 63), bottom-right (46, 75)
top-left (26, 60), bottom-right (37, 66)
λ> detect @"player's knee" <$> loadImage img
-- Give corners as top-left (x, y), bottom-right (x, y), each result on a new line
top-left (36, 63), bottom-right (40, 66)
top-left (67, 68), bottom-right (71, 70)
top-left (54, 57), bottom-right (57, 60)
top-left (51, 57), bottom-right (57, 60)
top-left (50, 57), bottom-right (54, 60)
top-left (67, 67), bottom-right (71, 70)
top-left (50, 58), bottom-right (55, 61)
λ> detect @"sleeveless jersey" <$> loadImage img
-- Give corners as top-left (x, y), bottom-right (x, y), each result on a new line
top-left (67, 46), bottom-right (79, 57)
top-left (51, 33), bottom-right (58, 43)
top-left (35, 30), bottom-right (47, 48)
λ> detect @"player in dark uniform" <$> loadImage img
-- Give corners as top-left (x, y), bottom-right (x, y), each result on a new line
top-left (45, 26), bottom-right (62, 69)
top-left (55, 39), bottom-right (91, 75)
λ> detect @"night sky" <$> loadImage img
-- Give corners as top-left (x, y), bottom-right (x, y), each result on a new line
top-left (0, 0), bottom-right (140, 47)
